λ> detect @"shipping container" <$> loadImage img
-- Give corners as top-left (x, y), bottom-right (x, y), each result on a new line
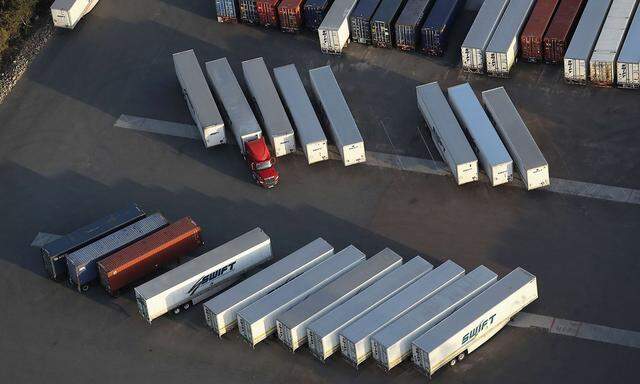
top-left (304, 0), bottom-right (334, 30)
top-left (482, 87), bottom-right (549, 190)
top-left (277, 249), bottom-right (400, 352)
top-left (273, 64), bottom-right (329, 164)
top-left (520, 0), bottom-right (561, 62)
top-left (242, 57), bottom-right (296, 156)
top-left (485, 0), bottom-right (536, 76)
top-left (416, 82), bottom-right (478, 185)
top-left (309, 66), bottom-right (366, 166)
top-left (371, 266), bottom-right (497, 371)
top-left (460, 0), bottom-right (511, 73)
top-left (447, 83), bottom-right (513, 187)
top-left (51, 0), bottom-right (99, 29)
top-left (173, 50), bottom-right (226, 148)
top-left (589, 0), bottom-right (639, 87)
top-left (237, 245), bottom-right (365, 346)
top-left (240, 0), bottom-right (260, 24)
top-left (66, 213), bottom-right (169, 292)
top-left (412, 268), bottom-right (538, 377)
top-left (135, 228), bottom-right (271, 323)
top-left (257, 0), bottom-right (281, 27)
top-left (350, 0), bottom-right (384, 45)
top-left (318, 0), bottom-right (360, 53)
top-left (563, 0), bottom-right (613, 83)
top-left (307, 254), bottom-right (433, 362)
top-left (41, 204), bottom-right (145, 281)
top-left (216, 0), bottom-right (240, 22)
top-left (97, 217), bottom-right (203, 295)
top-left (542, 0), bottom-right (587, 64)
top-left (203, 238), bottom-right (334, 336)
top-left (205, 58), bottom-right (263, 155)
top-left (616, 5), bottom-right (640, 88)
top-left (339, 260), bottom-right (464, 367)
top-left (371, 0), bottom-right (407, 48)
top-left (278, 0), bottom-right (304, 32)
top-left (394, 0), bottom-right (434, 51)
top-left (420, 0), bottom-right (464, 56)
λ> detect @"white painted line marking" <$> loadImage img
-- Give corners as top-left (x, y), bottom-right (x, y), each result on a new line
top-left (510, 312), bottom-right (640, 349)
top-left (31, 232), bottom-right (62, 247)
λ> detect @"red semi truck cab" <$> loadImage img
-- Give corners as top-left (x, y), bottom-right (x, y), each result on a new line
top-left (245, 137), bottom-right (279, 188)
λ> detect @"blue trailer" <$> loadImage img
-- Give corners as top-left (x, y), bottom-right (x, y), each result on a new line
top-left (304, 0), bottom-right (333, 30)
top-left (216, 0), bottom-right (240, 22)
top-left (394, 0), bottom-right (434, 51)
top-left (420, 0), bottom-right (465, 56)
top-left (371, 0), bottom-right (409, 48)
top-left (349, 0), bottom-right (384, 45)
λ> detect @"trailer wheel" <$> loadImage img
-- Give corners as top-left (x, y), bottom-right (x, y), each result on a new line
top-left (173, 307), bottom-right (180, 315)
top-left (81, 285), bottom-right (89, 292)
top-left (182, 303), bottom-right (190, 311)
top-left (450, 358), bottom-right (457, 367)
top-left (457, 352), bottom-right (466, 361)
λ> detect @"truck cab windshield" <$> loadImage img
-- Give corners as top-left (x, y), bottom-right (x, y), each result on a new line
top-left (255, 160), bottom-right (272, 171)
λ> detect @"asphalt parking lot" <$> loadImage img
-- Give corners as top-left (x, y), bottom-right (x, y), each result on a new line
top-left (1, 0), bottom-right (639, 382)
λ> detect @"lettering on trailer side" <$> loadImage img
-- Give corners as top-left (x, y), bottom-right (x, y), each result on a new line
top-left (462, 314), bottom-right (497, 345)
top-left (187, 261), bottom-right (237, 296)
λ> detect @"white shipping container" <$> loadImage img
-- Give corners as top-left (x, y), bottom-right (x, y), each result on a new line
top-left (416, 82), bottom-right (478, 185)
top-left (564, 0), bottom-right (613, 83)
top-left (242, 58), bottom-right (296, 157)
top-left (307, 255), bottom-right (434, 362)
top-left (134, 228), bottom-right (271, 323)
top-left (460, 0), bottom-right (511, 73)
top-left (412, 268), bottom-right (538, 377)
top-left (276, 249), bottom-right (400, 352)
top-left (589, 0), bottom-right (639, 86)
top-left (51, 0), bottom-right (99, 29)
top-left (371, 266), bottom-right (497, 371)
top-left (485, 0), bottom-right (536, 77)
top-left (309, 66), bottom-right (366, 166)
top-left (203, 238), bottom-right (334, 336)
top-left (447, 83), bottom-right (513, 186)
top-left (173, 50), bottom-right (226, 148)
top-left (236, 246), bottom-right (365, 346)
top-left (318, 0), bottom-right (359, 53)
top-left (616, 3), bottom-right (640, 88)
top-left (273, 64), bottom-right (329, 164)
top-left (482, 87), bottom-right (549, 190)
top-left (339, 260), bottom-right (465, 367)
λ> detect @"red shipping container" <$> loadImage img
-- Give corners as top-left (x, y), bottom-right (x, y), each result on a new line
top-left (257, 0), bottom-right (281, 27)
top-left (520, 0), bottom-right (561, 62)
top-left (97, 217), bottom-right (203, 295)
top-left (278, 0), bottom-right (304, 32)
top-left (542, 0), bottom-right (587, 64)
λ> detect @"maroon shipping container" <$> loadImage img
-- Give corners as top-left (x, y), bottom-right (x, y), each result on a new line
top-left (542, 0), bottom-right (587, 64)
top-left (257, 0), bottom-right (281, 27)
top-left (97, 217), bottom-right (203, 295)
top-left (278, 0), bottom-right (304, 32)
top-left (520, 0), bottom-right (561, 62)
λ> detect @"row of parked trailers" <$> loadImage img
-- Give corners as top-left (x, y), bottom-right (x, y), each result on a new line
top-left (203, 240), bottom-right (538, 377)
top-left (417, 81), bottom-right (549, 189)
top-left (173, 49), bottom-right (365, 166)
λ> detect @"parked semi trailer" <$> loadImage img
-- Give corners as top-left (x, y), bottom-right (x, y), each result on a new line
top-left (273, 64), bottom-right (329, 164)
top-left (51, 0), bottom-right (99, 29)
top-left (564, 0), bottom-right (613, 84)
top-left (242, 57), bottom-right (296, 157)
top-left (589, 0), bottom-right (639, 87)
top-left (520, 0), bottom-right (561, 62)
top-left (371, 266), bottom-right (497, 371)
top-left (307, 254), bottom-right (433, 362)
top-left (412, 268), bottom-right (538, 378)
top-left (216, 0), bottom-right (240, 22)
top-left (257, 0), bottom-right (280, 27)
top-left (66, 213), bottom-right (169, 292)
top-left (278, 0), bottom-right (305, 32)
top-left (416, 82), bottom-right (478, 185)
top-left (482, 87), bottom-right (549, 190)
top-left (205, 58), bottom-right (279, 189)
top-left (485, 0), bottom-right (536, 76)
top-left (202, 238), bottom-right (333, 336)
top-left (542, 0), bottom-right (587, 64)
top-left (304, 0), bottom-right (334, 30)
top-left (277, 249), bottom-right (399, 352)
top-left (236, 246), bottom-right (364, 346)
top-left (420, 0), bottom-right (465, 56)
top-left (240, 0), bottom-right (260, 24)
top-left (97, 217), bottom-right (203, 295)
top-left (447, 83), bottom-right (513, 187)
top-left (339, 260), bottom-right (464, 367)
top-left (134, 228), bottom-right (272, 323)
top-left (41, 203), bottom-right (145, 281)
top-left (309, 66), bottom-right (366, 166)
top-left (461, 0), bottom-right (511, 73)
top-left (318, 0), bottom-right (360, 53)
top-left (616, 4), bottom-right (640, 88)
top-left (394, 0), bottom-right (434, 51)
top-left (173, 50), bottom-right (226, 148)
top-left (371, 0), bottom-right (407, 48)
top-left (349, 0), bottom-right (384, 45)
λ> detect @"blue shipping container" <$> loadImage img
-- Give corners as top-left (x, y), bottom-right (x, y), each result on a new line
top-left (371, 0), bottom-right (409, 48)
top-left (350, 0), bottom-right (384, 44)
top-left (394, 0), bottom-right (434, 50)
top-left (216, 0), bottom-right (240, 22)
top-left (420, 0), bottom-right (465, 56)
top-left (304, 0), bottom-right (334, 30)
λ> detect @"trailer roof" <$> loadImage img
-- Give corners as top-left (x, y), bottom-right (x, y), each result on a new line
top-left (618, 2), bottom-right (640, 62)
top-left (461, 0), bottom-right (510, 50)
top-left (590, 0), bottom-right (639, 62)
top-left (351, 0), bottom-right (384, 19)
top-left (395, 0), bottom-right (433, 27)
top-left (51, 0), bottom-right (79, 10)
top-left (422, 0), bottom-right (464, 31)
top-left (486, 0), bottom-right (536, 52)
top-left (564, 0), bottom-right (613, 60)
top-left (320, 0), bottom-right (360, 29)
top-left (372, 0), bottom-right (407, 24)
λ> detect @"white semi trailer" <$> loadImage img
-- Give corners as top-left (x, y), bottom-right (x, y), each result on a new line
top-left (51, 0), bottom-right (100, 29)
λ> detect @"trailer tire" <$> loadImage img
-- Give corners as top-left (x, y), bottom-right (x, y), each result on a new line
top-left (82, 285), bottom-right (89, 292)
top-left (450, 358), bottom-right (457, 367)
top-left (457, 352), bottom-right (465, 361)
top-left (183, 303), bottom-right (190, 311)
top-left (173, 307), bottom-right (180, 315)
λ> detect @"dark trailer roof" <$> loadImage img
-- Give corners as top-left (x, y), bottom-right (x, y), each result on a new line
top-left (421, 0), bottom-right (464, 33)
top-left (305, 0), bottom-right (332, 9)
top-left (351, 0), bottom-right (384, 20)
top-left (395, 0), bottom-right (433, 27)
top-left (372, 0), bottom-right (407, 25)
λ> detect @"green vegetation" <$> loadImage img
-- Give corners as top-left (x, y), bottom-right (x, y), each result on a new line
top-left (0, 0), bottom-right (46, 59)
